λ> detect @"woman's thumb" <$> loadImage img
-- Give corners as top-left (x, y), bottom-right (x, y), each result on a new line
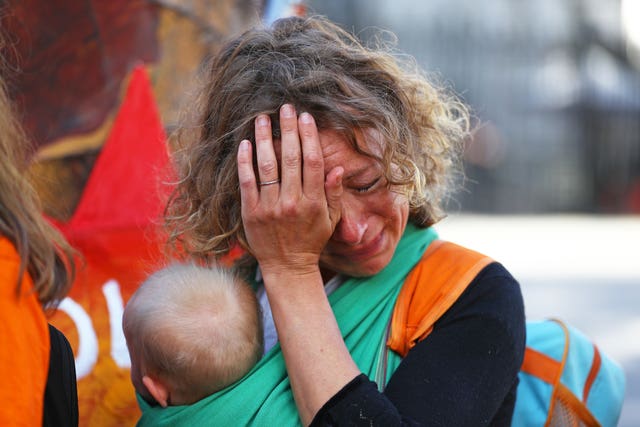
top-left (325, 166), bottom-right (344, 230)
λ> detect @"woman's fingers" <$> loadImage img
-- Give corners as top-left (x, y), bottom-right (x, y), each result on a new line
top-left (298, 112), bottom-right (325, 200)
top-left (238, 109), bottom-right (341, 266)
top-left (237, 139), bottom-right (258, 209)
top-left (279, 104), bottom-right (302, 198)
top-left (254, 114), bottom-right (280, 199)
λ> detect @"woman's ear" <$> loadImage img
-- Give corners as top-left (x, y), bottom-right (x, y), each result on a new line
top-left (142, 375), bottom-right (170, 408)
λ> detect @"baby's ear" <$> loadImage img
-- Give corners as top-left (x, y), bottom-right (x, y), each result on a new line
top-left (142, 375), bottom-right (170, 408)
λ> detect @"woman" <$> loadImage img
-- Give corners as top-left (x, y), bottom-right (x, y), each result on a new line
top-left (0, 60), bottom-right (78, 424)
top-left (160, 15), bottom-right (525, 426)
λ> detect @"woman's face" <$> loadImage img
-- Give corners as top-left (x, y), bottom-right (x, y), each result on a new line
top-left (318, 129), bottom-right (409, 278)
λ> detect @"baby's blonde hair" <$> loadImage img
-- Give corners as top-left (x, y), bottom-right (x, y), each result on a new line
top-left (123, 264), bottom-right (263, 403)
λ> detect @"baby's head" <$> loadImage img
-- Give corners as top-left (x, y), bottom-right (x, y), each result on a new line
top-left (123, 264), bottom-right (263, 407)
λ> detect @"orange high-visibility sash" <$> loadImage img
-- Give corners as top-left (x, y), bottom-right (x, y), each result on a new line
top-left (387, 240), bottom-right (493, 357)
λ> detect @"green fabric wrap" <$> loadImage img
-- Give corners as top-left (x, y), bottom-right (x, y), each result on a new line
top-left (137, 223), bottom-right (437, 426)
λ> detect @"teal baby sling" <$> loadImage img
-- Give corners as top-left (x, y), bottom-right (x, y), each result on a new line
top-left (136, 224), bottom-right (436, 426)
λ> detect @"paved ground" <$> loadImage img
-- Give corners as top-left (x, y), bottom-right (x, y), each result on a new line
top-left (437, 214), bottom-right (640, 427)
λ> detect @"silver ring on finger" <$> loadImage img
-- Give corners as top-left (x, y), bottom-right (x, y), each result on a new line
top-left (259, 179), bottom-right (280, 186)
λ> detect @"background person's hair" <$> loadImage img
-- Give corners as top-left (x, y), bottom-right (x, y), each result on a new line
top-left (0, 37), bottom-right (75, 310)
top-left (165, 15), bottom-right (469, 262)
top-left (123, 264), bottom-right (263, 401)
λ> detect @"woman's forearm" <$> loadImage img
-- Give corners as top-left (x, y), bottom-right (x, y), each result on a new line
top-left (262, 268), bottom-right (361, 425)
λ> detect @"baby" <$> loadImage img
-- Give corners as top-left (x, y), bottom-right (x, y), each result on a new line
top-left (123, 263), bottom-right (263, 407)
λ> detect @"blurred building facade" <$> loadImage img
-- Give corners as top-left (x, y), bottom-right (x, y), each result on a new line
top-left (309, 0), bottom-right (640, 214)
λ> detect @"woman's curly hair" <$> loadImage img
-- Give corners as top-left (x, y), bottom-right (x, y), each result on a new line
top-left (165, 15), bottom-right (469, 262)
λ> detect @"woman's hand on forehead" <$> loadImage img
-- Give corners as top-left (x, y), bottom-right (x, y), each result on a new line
top-left (237, 104), bottom-right (344, 275)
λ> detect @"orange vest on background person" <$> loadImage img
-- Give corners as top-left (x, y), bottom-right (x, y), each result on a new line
top-left (0, 237), bottom-right (50, 426)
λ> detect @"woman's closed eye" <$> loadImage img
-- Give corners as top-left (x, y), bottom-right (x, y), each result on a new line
top-left (354, 177), bottom-right (382, 193)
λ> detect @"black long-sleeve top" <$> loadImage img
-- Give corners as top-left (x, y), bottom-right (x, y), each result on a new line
top-left (311, 262), bottom-right (526, 427)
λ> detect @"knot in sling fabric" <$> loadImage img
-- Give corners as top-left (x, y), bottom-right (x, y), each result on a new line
top-left (136, 223), bottom-right (438, 426)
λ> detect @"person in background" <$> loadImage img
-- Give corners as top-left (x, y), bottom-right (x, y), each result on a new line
top-left (123, 263), bottom-right (263, 407)
top-left (0, 45), bottom-right (78, 426)
top-left (156, 15), bottom-right (525, 426)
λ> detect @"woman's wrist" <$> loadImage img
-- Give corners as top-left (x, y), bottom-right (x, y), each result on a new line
top-left (263, 268), bottom-right (361, 425)
top-left (260, 264), bottom-right (323, 291)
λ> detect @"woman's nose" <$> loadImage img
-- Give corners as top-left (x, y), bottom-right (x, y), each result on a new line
top-left (333, 205), bottom-right (367, 245)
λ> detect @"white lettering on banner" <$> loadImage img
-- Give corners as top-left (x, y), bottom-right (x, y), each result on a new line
top-left (59, 297), bottom-right (99, 379)
top-left (103, 279), bottom-right (131, 368)
top-left (58, 279), bottom-right (133, 379)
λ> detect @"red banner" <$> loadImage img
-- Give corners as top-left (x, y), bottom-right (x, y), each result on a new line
top-left (50, 65), bottom-right (170, 426)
